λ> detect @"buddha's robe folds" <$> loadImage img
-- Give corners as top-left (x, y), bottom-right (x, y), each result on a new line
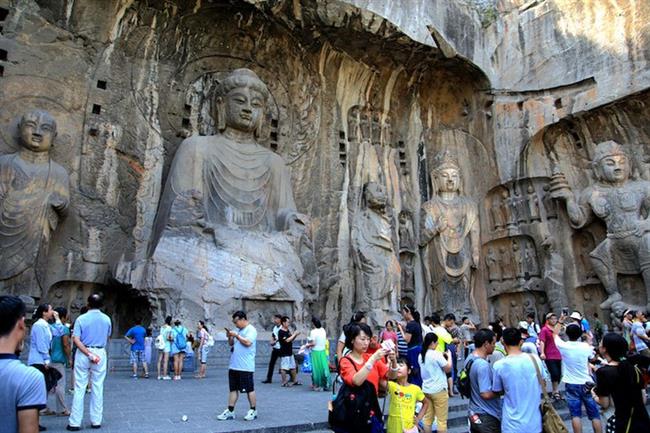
top-left (151, 135), bottom-right (297, 250)
top-left (0, 153), bottom-right (70, 289)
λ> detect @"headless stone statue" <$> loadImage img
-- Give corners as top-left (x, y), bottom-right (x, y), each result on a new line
top-left (351, 182), bottom-right (400, 325)
top-left (0, 110), bottom-right (70, 296)
top-left (551, 140), bottom-right (650, 312)
top-left (420, 151), bottom-right (479, 316)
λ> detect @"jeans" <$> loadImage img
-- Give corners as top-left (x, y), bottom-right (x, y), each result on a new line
top-left (565, 383), bottom-right (600, 420)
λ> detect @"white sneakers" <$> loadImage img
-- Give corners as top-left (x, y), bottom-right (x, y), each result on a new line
top-left (216, 409), bottom-right (235, 421)
top-left (216, 409), bottom-right (257, 421)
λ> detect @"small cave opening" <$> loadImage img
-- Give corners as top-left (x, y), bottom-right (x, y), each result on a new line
top-left (106, 280), bottom-right (153, 335)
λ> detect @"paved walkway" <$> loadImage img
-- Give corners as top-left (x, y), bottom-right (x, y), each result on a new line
top-left (40, 367), bottom-right (331, 433)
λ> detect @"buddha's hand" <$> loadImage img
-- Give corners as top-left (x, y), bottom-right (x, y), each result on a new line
top-left (634, 219), bottom-right (650, 235)
top-left (548, 172), bottom-right (573, 201)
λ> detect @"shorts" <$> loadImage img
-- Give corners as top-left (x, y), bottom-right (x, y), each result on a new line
top-left (469, 413), bottom-right (501, 433)
top-left (280, 355), bottom-right (296, 371)
top-left (565, 383), bottom-right (600, 420)
top-left (423, 390), bottom-right (448, 430)
top-left (228, 369), bottom-right (254, 393)
top-left (545, 359), bottom-right (562, 383)
top-left (130, 350), bottom-right (145, 364)
top-left (200, 346), bottom-right (210, 364)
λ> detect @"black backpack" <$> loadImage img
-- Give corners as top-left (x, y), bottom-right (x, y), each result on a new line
top-left (456, 358), bottom-right (475, 399)
top-left (328, 356), bottom-right (383, 433)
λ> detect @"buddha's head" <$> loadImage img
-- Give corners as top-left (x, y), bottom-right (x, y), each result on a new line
top-left (215, 68), bottom-right (270, 137)
top-left (19, 110), bottom-right (57, 153)
top-left (432, 150), bottom-right (462, 194)
top-left (363, 181), bottom-right (387, 210)
top-left (592, 140), bottom-right (630, 184)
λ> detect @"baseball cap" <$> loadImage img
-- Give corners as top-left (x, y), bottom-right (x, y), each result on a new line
top-left (570, 311), bottom-right (582, 320)
top-left (518, 321), bottom-right (529, 331)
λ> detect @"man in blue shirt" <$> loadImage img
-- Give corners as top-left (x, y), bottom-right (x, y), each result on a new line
top-left (464, 329), bottom-right (502, 433)
top-left (217, 310), bottom-right (258, 422)
top-left (67, 294), bottom-right (112, 431)
top-left (492, 327), bottom-right (543, 433)
top-left (125, 318), bottom-right (148, 378)
top-left (0, 295), bottom-right (47, 433)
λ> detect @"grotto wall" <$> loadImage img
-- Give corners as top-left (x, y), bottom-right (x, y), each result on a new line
top-left (0, 0), bottom-right (648, 333)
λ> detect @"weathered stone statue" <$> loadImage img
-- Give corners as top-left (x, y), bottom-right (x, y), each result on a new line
top-left (490, 194), bottom-right (506, 231)
top-left (526, 184), bottom-right (541, 222)
top-left (420, 151), bottom-right (479, 315)
top-left (351, 182), bottom-right (400, 325)
top-left (0, 110), bottom-right (70, 296)
top-left (500, 245), bottom-right (516, 280)
top-left (118, 69), bottom-right (310, 326)
top-left (398, 210), bottom-right (416, 294)
top-left (485, 247), bottom-right (501, 282)
top-left (551, 140), bottom-right (650, 311)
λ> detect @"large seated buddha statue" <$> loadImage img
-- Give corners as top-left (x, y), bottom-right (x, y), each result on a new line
top-left (117, 69), bottom-right (312, 324)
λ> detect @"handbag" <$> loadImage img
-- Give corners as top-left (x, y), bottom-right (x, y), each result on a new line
top-left (527, 354), bottom-right (569, 433)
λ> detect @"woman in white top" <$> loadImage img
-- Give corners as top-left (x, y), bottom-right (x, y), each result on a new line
top-left (419, 332), bottom-right (452, 433)
top-left (306, 317), bottom-right (331, 391)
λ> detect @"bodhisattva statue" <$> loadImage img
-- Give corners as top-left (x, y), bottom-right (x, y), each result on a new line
top-left (420, 151), bottom-right (479, 316)
top-left (551, 140), bottom-right (650, 311)
top-left (351, 182), bottom-right (400, 324)
top-left (123, 69), bottom-right (311, 326)
top-left (0, 110), bottom-right (70, 296)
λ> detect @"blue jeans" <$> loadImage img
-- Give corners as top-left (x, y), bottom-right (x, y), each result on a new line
top-left (565, 383), bottom-right (600, 420)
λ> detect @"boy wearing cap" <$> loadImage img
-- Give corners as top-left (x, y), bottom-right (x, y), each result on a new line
top-left (631, 310), bottom-right (650, 358)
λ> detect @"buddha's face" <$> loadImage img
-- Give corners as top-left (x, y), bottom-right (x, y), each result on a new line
top-left (436, 167), bottom-right (460, 193)
top-left (20, 112), bottom-right (56, 152)
top-left (223, 85), bottom-right (265, 133)
top-left (599, 155), bottom-right (629, 183)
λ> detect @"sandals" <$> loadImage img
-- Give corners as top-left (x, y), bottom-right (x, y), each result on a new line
top-left (58, 410), bottom-right (71, 417)
top-left (281, 382), bottom-right (289, 387)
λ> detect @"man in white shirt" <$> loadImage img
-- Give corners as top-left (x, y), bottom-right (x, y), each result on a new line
top-left (554, 324), bottom-right (602, 433)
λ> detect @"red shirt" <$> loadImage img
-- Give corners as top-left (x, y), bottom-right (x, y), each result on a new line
top-left (539, 325), bottom-right (562, 360)
top-left (339, 353), bottom-right (388, 394)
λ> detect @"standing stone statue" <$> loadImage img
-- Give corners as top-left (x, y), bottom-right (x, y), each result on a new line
top-left (351, 182), bottom-right (400, 324)
top-left (524, 240), bottom-right (540, 277)
top-left (551, 140), bottom-right (650, 311)
top-left (120, 69), bottom-right (310, 328)
top-left (420, 151), bottom-right (479, 315)
top-left (0, 110), bottom-right (70, 296)
top-left (485, 247), bottom-right (501, 282)
top-left (398, 210), bottom-right (416, 294)
top-left (500, 245), bottom-right (516, 280)
top-left (526, 184), bottom-right (542, 222)
top-left (490, 194), bottom-right (506, 231)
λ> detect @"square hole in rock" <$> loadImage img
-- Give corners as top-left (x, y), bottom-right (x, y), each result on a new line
top-left (92, 104), bottom-right (101, 115)
top-left (0, 8), bottom-right (8, 21)
top-left (0, 49), bottom-right (7, 61)
top-left (97, 80), bottom-right (107, 90)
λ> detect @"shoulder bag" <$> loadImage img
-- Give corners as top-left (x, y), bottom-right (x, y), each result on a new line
top-left (527, 354), bottom-right (569, 433)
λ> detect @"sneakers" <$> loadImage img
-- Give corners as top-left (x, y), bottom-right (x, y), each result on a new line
top-left (244, 409), bottom-right (257, 421)
top-left (162, 376), bottom-right (171, 380)
top-left (216, 409), bottom-right (235, 421)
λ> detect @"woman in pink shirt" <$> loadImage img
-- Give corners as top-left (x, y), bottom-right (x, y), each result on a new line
top-left (379, 320), bottom-right (398, 347)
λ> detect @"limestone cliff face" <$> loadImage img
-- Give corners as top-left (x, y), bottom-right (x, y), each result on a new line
top-left (0, 0), bottom-right (647, 331)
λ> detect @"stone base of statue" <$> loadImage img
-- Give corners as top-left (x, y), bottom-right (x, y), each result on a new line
top-left (115, 225), bottom-right (306, 328)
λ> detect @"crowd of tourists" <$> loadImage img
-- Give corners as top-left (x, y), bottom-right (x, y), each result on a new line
top-left (329, 306), bottom-right (650, 433)
top-left (3, 291), bottom-right (650, 433)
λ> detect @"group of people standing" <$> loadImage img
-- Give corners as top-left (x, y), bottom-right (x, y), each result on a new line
top-left (0, 293), bottom-right (112, 433)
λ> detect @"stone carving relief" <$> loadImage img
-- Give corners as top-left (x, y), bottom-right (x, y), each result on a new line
top-left (351, 182), bottom-right (400, 325)
top-left (485, 178), bottom-right (555, 233)
top-left (420, 150), bottom-right (479, 317)
top-left (0, 110), bottom-right (70, 297)
top-left (116, 69), bottom-right (314, 327)
top-left (550, 140), bottom-right (650, 312)
top-left (398, 209), bottom-right (416, 297)
top-left (484, 235), bottom-right (543, 300)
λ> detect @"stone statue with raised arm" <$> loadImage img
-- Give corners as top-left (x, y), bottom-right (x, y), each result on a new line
top-left (117, 69), bottom-right (312, 327)
top-left (550, 140), bottom-right (650, 312)
top-left (420, 150), bottom-right (480, 316)
top-left (0, 110), bottom-right (70, 296)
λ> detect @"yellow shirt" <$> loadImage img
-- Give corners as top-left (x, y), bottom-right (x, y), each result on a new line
top-left (386, 381), bottom-right (425, 433)
top-left (432, 326), bottom-right (452, 352)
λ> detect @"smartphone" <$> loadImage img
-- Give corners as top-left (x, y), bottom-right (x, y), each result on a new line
top-left (224, 327), bottom-right (231, 334)
top-left (562, 308), bottom-right (568, 316)
top-left (381, 339), bottom-right (395, 352)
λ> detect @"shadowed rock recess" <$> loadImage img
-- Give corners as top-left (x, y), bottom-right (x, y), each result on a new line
top-left (0, 0), bottom-right (648, 334)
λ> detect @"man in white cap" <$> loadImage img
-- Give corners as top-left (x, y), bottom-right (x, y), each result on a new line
top-left (570, 311), bottom-right (593, 344)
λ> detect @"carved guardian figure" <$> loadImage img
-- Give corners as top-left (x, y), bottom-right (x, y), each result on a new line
top-left (0, 110), bottom-right (70, 295)
top-left (551, 140), bottom-right (650, 311)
